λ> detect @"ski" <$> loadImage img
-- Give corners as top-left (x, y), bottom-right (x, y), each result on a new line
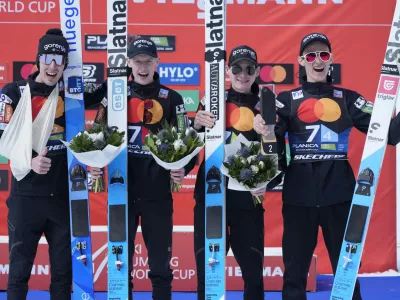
top-left (106, 0), bottom-right (130, 299)
top-left (330, 2), bottom-right (400, 299)
top-left (204, 0), bottom-right (227, 299)
top-left (60, 0), bottom-right (95, 299)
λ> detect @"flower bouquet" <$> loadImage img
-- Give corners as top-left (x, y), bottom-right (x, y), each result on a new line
top-left (61, 123), bottom-right (126, 192)
top-left (144, 119), bottom-right (205, 192)
top-left (220, 134), bottom-right (278, 205)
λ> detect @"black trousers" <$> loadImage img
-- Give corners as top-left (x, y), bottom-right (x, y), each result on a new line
top-left (282, 202), bottom-right (362, 300)
top-left (128, 194), bottom-right (173, 300)
top-left (6, 194), bottom-right (72, 300)
top-left (194, 190), bottom-right (265, 300)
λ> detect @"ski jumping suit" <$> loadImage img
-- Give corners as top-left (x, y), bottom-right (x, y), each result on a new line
top-left (275, 78), bottom-right (400, 300)
top-left (193, 83), bottom-right (265, 300)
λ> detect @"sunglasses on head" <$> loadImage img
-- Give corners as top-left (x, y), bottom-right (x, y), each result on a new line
top-left (301, 51), bottom-right (332, 63)
top-left (38, 54), bottom-right (66, 66)
top-left (231, 65), bottom-right (256, 76)
top-left (143, 99), bottom-right (153, 124)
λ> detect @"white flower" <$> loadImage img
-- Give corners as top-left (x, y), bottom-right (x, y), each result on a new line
top-left (173, 139), bottom-right (184, 151)
top-left (88, 134), bottom-right (96, 142)
top-left (259, 161), bottom-right (265, 169)
top-left (171, 127), bottom-right (177, 133)
top-left (83, 131), bottom-right (103, 143)
top-left (241, 158), bottom-right (247, 165)
top-left (96, 132), bottom-right (104, 142)
top-left (185, 128), bottom-right (190, 136)
top-left (156, 139), bottom-right (162, 146)
top-left (86, 132), bottom-right (104, 143)
top-left (247, 155), bottom-right (257, 164)
top-left (251, 165), bottom-right (259, 174)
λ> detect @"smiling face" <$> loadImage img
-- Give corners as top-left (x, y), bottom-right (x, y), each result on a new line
top-left (298, 41), bottom-right (333, 83)
top-left (36, 60), bottom-right (64, 86)
top-left (127, 54), bottom-right (159, 85)
top-left (226, 60), bottom-right (260, 94)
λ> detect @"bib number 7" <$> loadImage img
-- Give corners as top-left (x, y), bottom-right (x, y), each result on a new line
top-left (305, 125), bottom-right (338, 143)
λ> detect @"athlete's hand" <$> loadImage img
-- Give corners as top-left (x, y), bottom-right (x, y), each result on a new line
top-left (90, 167), bottom-right (103, 180)
top-left (170, 168), bottom-right (185, 184)
top-left (253, 114), bottom-right (270, 136)
top-left (31, 148), bottom-right (51, 175)
top-left (251, 185), bottom-right (266, 197)
top-left (194, 110), bottom-right (215, 130)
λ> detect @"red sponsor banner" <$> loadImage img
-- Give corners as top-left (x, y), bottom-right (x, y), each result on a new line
top-left (89, 0), bottom-right (395, 26)
top-left (0, 0), bottom-right (91, 23)
top-left (0, 0), bottom-right (394, 26)
top-left (0, 63), bottom-right (8, 84)
top-left (180, 169), bottom-right (198, 193)
top-left (85, 109), bottom-right (97, 129)
top-left (0, 231), bottom-right (316, 292)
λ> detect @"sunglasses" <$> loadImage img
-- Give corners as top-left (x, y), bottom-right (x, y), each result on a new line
top-left (143, 99), bottom-right (153, 124)
top-left (231, 65), bottom-right (256, 76)
top-left (38, 54), bottom-right (66, 66)
top-left (301, 51), bottom-right (332, 63)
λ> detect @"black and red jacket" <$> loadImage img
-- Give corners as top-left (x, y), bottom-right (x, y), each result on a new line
top-left (93, 73), bottom-right (196, 199)
top-left (0, 71), bottom-right (99, 197)
top-left (275, 77), bottom-right (400, 207)
top-left (194, 83), bottom-right (261, 207)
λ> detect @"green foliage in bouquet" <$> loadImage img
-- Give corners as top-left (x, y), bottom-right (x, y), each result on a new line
top-left (144, 119), bottom-right (204, 163)
top-left (68, 124), bottom-right (125, 153)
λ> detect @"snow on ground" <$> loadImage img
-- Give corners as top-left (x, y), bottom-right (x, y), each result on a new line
top-left (322, 269), bottom-right (400, 277)
top-left (357, 269), bottom-right (400, 277)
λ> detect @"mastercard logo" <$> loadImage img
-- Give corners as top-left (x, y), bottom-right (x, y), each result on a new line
top-left (128, 98), bottom-right (164, 124)
top-left (256, 64), bottom-right (294, 85)
top-left (297, 98), bottom-right (341, 123)
top-left (21, 63), bottom-right (38, 80)
top-left (13, 61), bottom-right (37, 81)
top-left (226, 103), bottom-right (254, 131)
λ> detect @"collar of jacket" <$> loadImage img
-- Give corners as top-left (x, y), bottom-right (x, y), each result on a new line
top-left (27, 71), bottom-right (61, 96)
top-left (301, 74), bottom-right (334, 96)
top-left (227, 82), bottom-right (259, 106)
top-left (128, 72), bottom-right (161, 99)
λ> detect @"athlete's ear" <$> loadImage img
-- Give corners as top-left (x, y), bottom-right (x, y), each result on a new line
top-left (126, 57), bottom-right (133, 68)
top-left (298, 56), bottom-right (305, 67)
top-left (225, 65), bottom-right (229, 74)
top-left (154, 57), bottom-right (160, 70)
top-left (255, 66), bottom-right (260, 77)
